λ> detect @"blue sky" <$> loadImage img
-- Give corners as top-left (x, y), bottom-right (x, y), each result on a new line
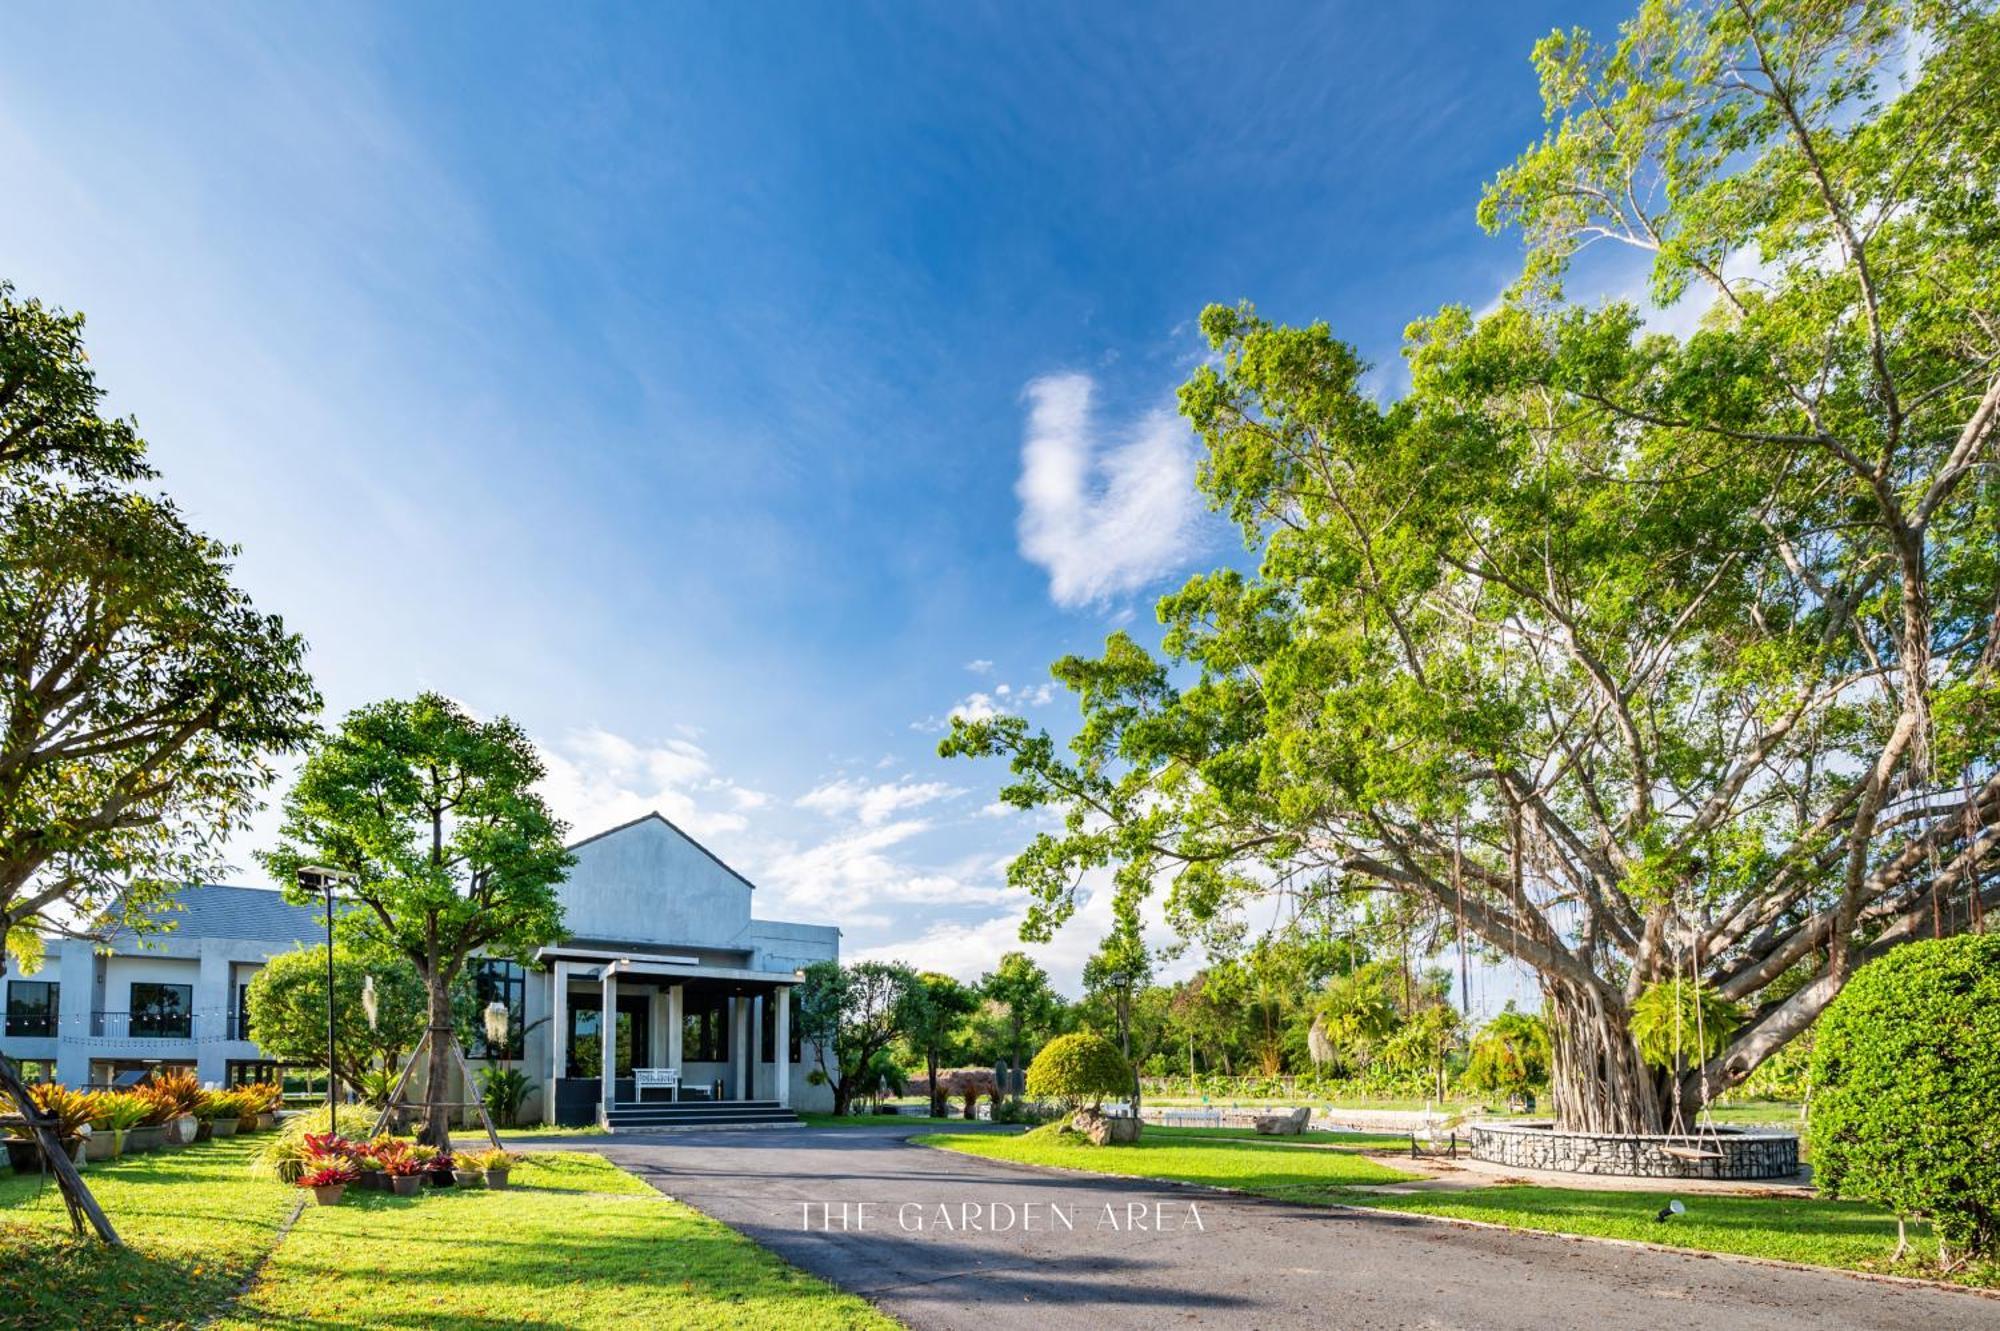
top-left (2, 1), bottom-right (1632, 998)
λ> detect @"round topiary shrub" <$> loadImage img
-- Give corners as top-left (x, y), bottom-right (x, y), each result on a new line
top-left (1025, 1033), bottom-right (1133, 1113)
top-left (1809, 934), bottom-right (2000, 1265)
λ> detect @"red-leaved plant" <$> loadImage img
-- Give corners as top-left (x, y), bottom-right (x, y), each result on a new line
top-left (298, 1163), bottom-right (358, 1188)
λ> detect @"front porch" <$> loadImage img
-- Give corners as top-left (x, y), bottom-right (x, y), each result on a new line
top-left (542, 951), bottom-right (803, 1130)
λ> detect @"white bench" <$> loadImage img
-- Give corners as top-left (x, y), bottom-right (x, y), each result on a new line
top-left (633, 1068), bottom-right (680, 1103)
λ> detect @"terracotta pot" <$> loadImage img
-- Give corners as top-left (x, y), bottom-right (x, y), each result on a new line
top-left (310, 1183), bottom-right (347, 1206)
top-left (208, 1118), bottom-right (238, 1138)
top-left (388, 1173), bottom-right (422, 1196)
top-left (125, 1124), bottom-right (168, 1153)
top-left (83, 1129), bottom-right (123, 1162)
top-left (452, 1168), bottom-right (486, 1188)
top-left (485, 1168), bottom-right (510, 1190)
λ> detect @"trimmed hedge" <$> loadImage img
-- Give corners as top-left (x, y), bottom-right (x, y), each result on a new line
top-left (1809, 935), bottom-right (2000, 1262)
top-left (1026, 1033), bottom-right (1132, 1111)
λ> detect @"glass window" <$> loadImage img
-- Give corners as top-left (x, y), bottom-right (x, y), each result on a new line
top-left (130, 982), bottom-right (193, 1038)
top-left (759, 995), bottom-right (802, 1064)
top-left (682, 993), bottom-right (729, 1062)
top-left (470, 960), bottom-right (526, 1059)
top-left (235, 982), bottom-right (252, 1040)
top-left (567, 1000), bottom-right (645, 1078)
top-left (5, 980), bottom-right (58, 1037)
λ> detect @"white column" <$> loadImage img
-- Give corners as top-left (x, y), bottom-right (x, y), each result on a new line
top-left (546, 961), bottom-right (569, 1125)
top-left (599, 968), bottom-right (618, 1124)
top-left (648, 988), bottom-right (668, 1067)
top-left (774, 986), bottom-right (790, 1107)
top-left (667, 985), bottom-right (683, 1101)
top-left (731, 996), bottom-right (749, 1101)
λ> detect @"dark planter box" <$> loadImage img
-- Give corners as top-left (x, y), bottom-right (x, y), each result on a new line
top-left (4, 1136), bottom-right (82, 1173)
top-left (125, 1124), bottom-right (168, 1153)
top-left (424, 1169), bottom-right (455, 1187)
top-left (357, 1170), bottom-right (391, 1191)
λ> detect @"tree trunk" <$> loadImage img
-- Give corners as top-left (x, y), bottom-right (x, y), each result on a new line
top-left (419, 971), bottom-right (453, 1147)
top-left (926, 1050), bottom-right (944, 1118)
top-left (1542, 977), bottom-right (1666, 1134)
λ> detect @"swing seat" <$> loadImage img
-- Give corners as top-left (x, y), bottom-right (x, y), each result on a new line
top-left (1660, 1144), bottom-right (1724, 1162)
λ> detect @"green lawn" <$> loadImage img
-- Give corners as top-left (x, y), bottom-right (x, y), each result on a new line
top-left (214, 1153), bottom-right (895, 1330)
top-left (918, 1125), bottom-right (1416, 1197)
top-left (1, 1137), bottom-right (897, 1329)
top-left (1337, 1185), bottom-right (1997, 1286)
top-left (0, 1136), bottom-right (299, 1330)
top-left (923, 1123), bottom-right (1994, 1289)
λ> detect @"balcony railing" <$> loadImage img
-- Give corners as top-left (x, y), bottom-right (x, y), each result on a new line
top-left (88, 1010), bottom-right (201, 1041)
top-left (3, 1014), bottom-right (56, 1038)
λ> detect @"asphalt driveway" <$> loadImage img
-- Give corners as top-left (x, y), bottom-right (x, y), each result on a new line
top-left (563, 1123), bottom-right (2000, 1331)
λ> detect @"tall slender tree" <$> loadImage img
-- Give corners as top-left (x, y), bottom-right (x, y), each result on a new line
top-left (264, 694), bottom-right (571, 1146)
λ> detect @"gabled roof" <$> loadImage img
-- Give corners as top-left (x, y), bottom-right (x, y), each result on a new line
top-left (565, 810), bottom-right (759, 892)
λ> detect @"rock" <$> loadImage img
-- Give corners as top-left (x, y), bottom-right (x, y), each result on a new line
top-left (1254, 1107), bottom-right (1310, 1136)
top-left (1072, 1109), bottom-right (1143, 1145)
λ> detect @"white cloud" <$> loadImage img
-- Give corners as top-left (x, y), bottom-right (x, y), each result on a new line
top-left (1016, 372), bottom-right (1202, 608)
top-left (796, 777), bottom-right (962, 826)
top-left (964, 659), bottom-right (995, 675)
top-left (951, 691), bottom-right (1001, 724)
top-left (537, 726), bottom-right (759, 841)
top-left (846, 875), bottom-right (1195, 995)
top-left (761, 819), bottom-right (1011, 913)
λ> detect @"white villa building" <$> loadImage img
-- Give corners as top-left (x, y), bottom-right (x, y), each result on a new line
top-left (0, 812), bottom-right (839, 1128)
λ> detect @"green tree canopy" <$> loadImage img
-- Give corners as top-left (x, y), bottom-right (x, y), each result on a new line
top-left (796, 959), bottom-right (917, 1117)
top-left (980, 951), bottom-right (1062, 1098)
top-left (945, 0), bottom-right (2000, 1133)
top-left (244, 942), bottom-right (433, 1089)
top-left (263, 693), bottom-right (572, 1144)
top-left (0, 284), bottom-right (319, 981)
top-left (899, 971), bottom-right (978, 1117)
top-left (1463, 1006), bottom-right (1552, 1098)
top-left (1026, 1033), bottom-right (1133, 1113)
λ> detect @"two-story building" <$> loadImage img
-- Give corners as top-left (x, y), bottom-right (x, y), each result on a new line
top-left (0, 811), bottom-right (839, 1127)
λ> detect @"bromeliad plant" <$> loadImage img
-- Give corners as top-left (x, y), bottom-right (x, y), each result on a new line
top-left (2, 1083), bottom-right (97, 1143)
top-left (297, 1162), bottom-right (358, 1188)
top-left (89, 1092), bottom-right (151, 1136)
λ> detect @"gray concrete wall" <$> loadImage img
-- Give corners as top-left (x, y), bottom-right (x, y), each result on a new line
top-left (561, 815), bottom-right (755, 948)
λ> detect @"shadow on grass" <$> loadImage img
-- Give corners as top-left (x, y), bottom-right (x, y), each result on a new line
top-left (0, 1219), bottom-right (258, 1331)
top-left (230, 1195), bottom-right (1255, 1328)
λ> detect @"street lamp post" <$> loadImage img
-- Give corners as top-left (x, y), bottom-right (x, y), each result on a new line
top-left (297, 867), bottom-right (345, 1136)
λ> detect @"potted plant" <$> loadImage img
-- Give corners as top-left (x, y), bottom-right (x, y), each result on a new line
top-left (86, 1092), bottom-right (148, 1162)
top-left (422, 1148), bottom-right (456, 1187)
top-left (2, 1083), bottom-right (95, 1171)
top-left (354, 1151), bottom-right (389, 1190)
top-left (148, 1070), bottom-right (204, 1146)
top-left (207, 1091), bottom-right (246, 1138)
top-left (125, 1085), bottom-right (177, 1154)
top-left (298, 1162), bottom-right (358, 1206)
top-left (378, 1142), bottom-right (425, 1197)
top-left (468, 1147), bottom-right (521, 1189)
top-left (250, 1082), bottom-right (283, 1130)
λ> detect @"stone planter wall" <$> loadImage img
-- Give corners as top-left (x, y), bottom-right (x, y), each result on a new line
top-left (1469, 1120), bottom-right (1800, 1180)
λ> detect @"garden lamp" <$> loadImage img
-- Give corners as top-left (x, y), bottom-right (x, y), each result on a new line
top-left (1654, 1199), bottom-right (1686, 1223)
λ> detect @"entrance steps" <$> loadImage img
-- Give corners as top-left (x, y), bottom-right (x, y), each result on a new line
top-left (603, 1099), bottom-right (799, 1132)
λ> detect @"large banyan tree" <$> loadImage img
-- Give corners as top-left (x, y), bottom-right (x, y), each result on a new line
top-left (947, 0), bottom-right (2000, 1133)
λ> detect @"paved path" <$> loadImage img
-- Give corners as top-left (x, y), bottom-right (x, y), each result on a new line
top-left (568, 1124), bottom-right (2000, 1331)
